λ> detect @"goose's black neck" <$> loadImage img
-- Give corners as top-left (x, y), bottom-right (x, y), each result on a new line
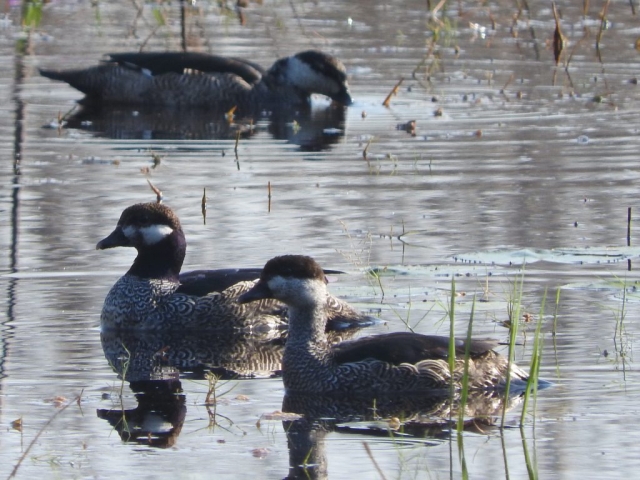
top-left (128, 229), bottom-right (186, 281)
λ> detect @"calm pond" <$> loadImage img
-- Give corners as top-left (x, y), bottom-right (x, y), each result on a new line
top-left (2, 0), bottom-right (640, 478)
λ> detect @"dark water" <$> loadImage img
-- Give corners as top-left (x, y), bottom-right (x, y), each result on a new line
top-left (2, 0), bottom-right (640, 478)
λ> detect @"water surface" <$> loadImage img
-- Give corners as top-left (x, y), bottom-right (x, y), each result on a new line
top-left (2, 1), bottom-right (640, 478)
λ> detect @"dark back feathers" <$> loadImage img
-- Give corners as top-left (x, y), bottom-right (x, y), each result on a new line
top-left (332, 332), bottom-right (499, 366)
top-left (107, 52), bottom-right (265, 84)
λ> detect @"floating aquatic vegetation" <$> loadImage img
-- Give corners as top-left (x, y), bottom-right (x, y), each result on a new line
top-left (367, 263), bottom-right (512, 279)
top-left (451, 246), bottom-right (640, 266)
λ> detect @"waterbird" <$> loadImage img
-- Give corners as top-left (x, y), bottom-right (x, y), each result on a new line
top-left (239, 255), bottom-right (534, 394)
top-left (97, 203), bottom-right (375, 332)
top-left (40, 50), bottom-right (352, 111)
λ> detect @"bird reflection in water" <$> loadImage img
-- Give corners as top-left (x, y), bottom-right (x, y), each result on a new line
top-left (97, 378), bottom-right (185, 449)
top-left (97, 328), bottom-right (285, 448)
top-left (280, 390), bottom-right (525, 480)
top-left (97, 328), bottom-right (529, 470)
top-left (55, 103), bottom-right (347, 151)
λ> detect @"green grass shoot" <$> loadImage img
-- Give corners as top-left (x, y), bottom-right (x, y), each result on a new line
top-left (457, 295), bottom-right (475, 434)
top-left (520, 288), bottom-right (546, 426)
top-left (501, 269), bottom-right (525, 429)
top-left (448, 276), bottom-right (456, 398)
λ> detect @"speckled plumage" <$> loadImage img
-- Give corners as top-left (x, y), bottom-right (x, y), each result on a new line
top-left (97, 204), bottom-right (376, 332)
top-left (239, 255), bottom-right (533, 394)
top-left (100, 275), bottom-right (284, 331)
top-left (40, 50), bottom-right (352, 111)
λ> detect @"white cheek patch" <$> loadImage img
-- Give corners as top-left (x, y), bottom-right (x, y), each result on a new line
top-left (140, 225), bottom-right (173, 244)
top-left (123, 224), bottom-right (173, 245)
top-left (288, 57), bottom-right (339, 96)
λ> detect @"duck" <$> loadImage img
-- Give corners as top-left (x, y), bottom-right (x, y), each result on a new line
top-left (97, 203), bottom-right (376, 332)
top-left (40, 50), bottom-right (352, 111)
top-left (238, 255), bottom-right (535, 394)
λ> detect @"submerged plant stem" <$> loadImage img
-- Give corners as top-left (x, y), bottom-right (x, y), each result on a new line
top-left (8, 395), bottom-right (80, 479)
top-left (363, 441), bottom-right (388, 480)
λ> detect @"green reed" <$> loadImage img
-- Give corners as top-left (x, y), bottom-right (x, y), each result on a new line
top-left (456, 429), bottom-right (470, 480)
top-left (501, 269), bottom-right (525, 429)
top-left (456, 295), bottom-right (476, 434)
top-left (520, 288), bottom-right (547, 426)
top-left (22, 0), bottom-right (44, 30)
top-left (117, 344), bottom-right (132, 440)
top-left (448, 276), bottom-right (456, 396)
top-left (455, 294), bottom-right (475, 480)
top-left (520, 425), bottom-right (539, 480)
top-left (613, 277), bottom-right (630, 381)
top-left (552, 287), bottom-right (561, 336)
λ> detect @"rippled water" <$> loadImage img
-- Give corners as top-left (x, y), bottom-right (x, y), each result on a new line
top-left (2, 0), bottom-right (640, 478)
